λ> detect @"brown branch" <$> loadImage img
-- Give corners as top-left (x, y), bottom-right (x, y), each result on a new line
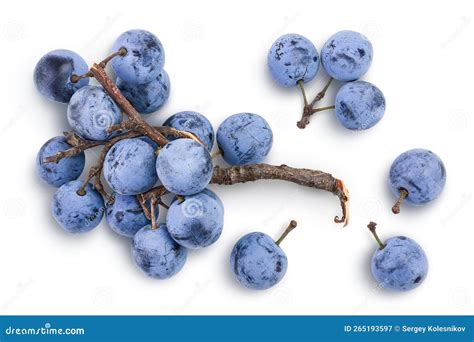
top-left (211, 164), bottom-right (349, 226)
top-left (108, 123), bottom-right (204, 145)
top-left (141, 186), bottom-right (169, 201)
top-left (107, 120), bottom-right (135, 133)
top-left (44, 132), bottom-right (102, 163)
top-left (44, 130), bottom-right (142, 164)
top-left (138, 194), bottom-right (152, 221)
top-left (89, 64), bottom-right (169, 146)
top-left (137, 186), bottom-right (170, 222)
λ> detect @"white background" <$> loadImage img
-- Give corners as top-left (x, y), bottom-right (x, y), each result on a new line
top-left (0, 0), bottom-right (473, 315)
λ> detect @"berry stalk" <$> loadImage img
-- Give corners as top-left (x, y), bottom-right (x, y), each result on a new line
top-left (367, 221), bottom-right (385, 250)
top-left (297, 77), bottom-right (333, 129)
top-left (392, 188), bottom-right (409, 214)
top-left (275, 220), bottom-right (298, 246)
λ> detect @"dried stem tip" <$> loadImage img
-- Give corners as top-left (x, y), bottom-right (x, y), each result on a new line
top-left (367, 221), bottom-right (385, 250)
top-left (392, 188), bottom-right (409, 214)
top-left (275, 220), bottom-right (298, 246)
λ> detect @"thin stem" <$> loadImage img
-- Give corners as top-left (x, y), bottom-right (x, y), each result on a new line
top-left (76, 139), bottom-right (116, 202)
top-left (70, 72), bottom-right (93, 84)
top-left (138, 194), bottom-right (152, 221)
top-left (139, 186), bottom-right (170, 219)
top-left (296, 77), bottom-right (334, 129)
top-left (367, 221), bottom-right (385, 250)
top-left (76, 167), bottom-right (98, 196)
top-left (70, 48), bottom-right (127, 83)
top-left (94, 176), bottom-right (114, 204)
top-left (392, 188), bottom-right (409, 214)
top-left (310, 105), bottom-right (335, 114)
top-left (310, 77), bottom-right (333, 107)
top-left (275, 220), bottom-right (297, 246)
top-left (150, 196), bottom-right (157, 230)
top-left (297, 80), bottom-right (308, 107)
top-left (98, 47), bottom-right (127, 69)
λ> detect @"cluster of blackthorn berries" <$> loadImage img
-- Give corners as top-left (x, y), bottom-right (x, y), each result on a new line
top-left (34, 28), bottom-right (446, 292)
